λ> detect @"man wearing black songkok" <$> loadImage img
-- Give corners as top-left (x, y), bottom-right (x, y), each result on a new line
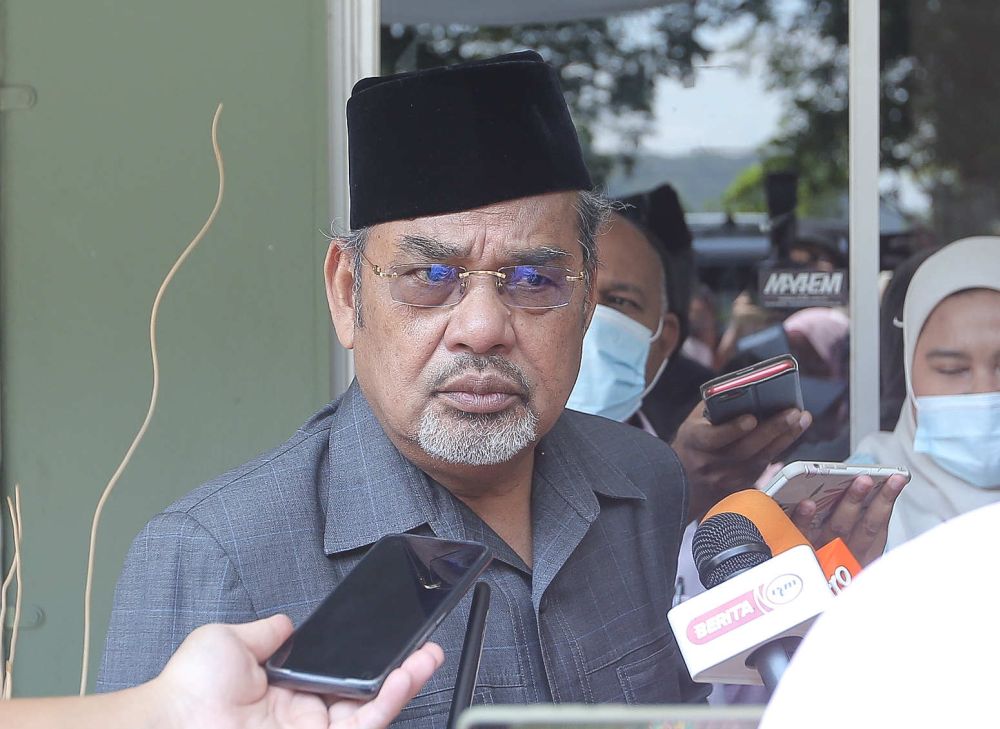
top-left (615, 184), bottom-right (717, 440)
top-left (99, 51), bottom-right (706, 722)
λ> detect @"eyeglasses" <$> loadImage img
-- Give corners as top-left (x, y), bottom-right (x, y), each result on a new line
top-left (361, 255), bottom-right (585, 310)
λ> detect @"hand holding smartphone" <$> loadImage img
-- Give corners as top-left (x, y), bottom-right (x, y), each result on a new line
top-left (763, 461), bottom-right (911, 524)
top-left (265, 534), bottom-right (491, 699)
top-left (700, 354), bottom-right (804, 425)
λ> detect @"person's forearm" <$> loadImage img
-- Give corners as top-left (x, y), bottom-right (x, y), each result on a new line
top-left (0, 683), bottom-right (167, 729)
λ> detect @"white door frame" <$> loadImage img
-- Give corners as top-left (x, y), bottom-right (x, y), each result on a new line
top-left (327, 0), bottom-right (380, 398)
top-left (848, 0), bottom-right (881, 449)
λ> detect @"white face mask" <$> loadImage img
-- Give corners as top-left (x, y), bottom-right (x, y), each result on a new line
top-left (914, 391), bottom-right (1000, 488)
top-left (566, 304), bottom-right (667, 422)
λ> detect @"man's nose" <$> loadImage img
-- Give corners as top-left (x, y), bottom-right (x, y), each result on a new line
top-left (442, 273), bottom-right (515, 355)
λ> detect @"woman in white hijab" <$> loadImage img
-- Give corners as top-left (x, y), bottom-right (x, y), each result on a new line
top-left (855, 236), bottom-right (1000, 550)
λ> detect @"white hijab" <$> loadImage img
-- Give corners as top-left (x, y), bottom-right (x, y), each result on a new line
top-left (856, 236), bottom-right (1000, 550)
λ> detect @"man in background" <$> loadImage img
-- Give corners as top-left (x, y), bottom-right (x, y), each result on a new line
top-left (568, 184), bottom-right (812, 520)
top-left (569, 181), bottom-right (903, 542)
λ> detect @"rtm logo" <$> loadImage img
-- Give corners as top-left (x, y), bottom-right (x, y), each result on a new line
top-left (762, 270), bottom-right (845, 297)
top-left (765, 574), bottom-right (804, 605)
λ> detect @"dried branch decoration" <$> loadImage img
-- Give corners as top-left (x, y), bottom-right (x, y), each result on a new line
top-left (0, 484), bottom-right (24, 699)
top-left (78, 104), bottom-right (226, 694)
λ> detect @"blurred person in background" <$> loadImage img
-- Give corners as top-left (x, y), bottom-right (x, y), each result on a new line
top-left (681, 284), bottom-right (719, 371)
top-left (565, 192), bottom-right (683, 431)
top-left (786, 231), bottom-right (844, 273)
top-left (780, 307), bottom-right (852, 462)
top-left (784, 307), bottom-right (849, 380)
top-left (854, 236), bottom-right (1000, 549)
top-left (712, 289), bottom-right (784, 372)
top-left (566, 183), bottom-right (811, 498)
top-left (571, 183), bottom-right (716, 440)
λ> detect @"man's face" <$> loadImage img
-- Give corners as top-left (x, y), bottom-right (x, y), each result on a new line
top-left (596, 214), bottom-right (679, 385)
top-left (325, 191), bottom-right (594, 468)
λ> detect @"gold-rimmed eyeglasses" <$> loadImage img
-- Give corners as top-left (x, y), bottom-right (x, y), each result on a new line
top-left (361, 254), bottom-right (585, 310)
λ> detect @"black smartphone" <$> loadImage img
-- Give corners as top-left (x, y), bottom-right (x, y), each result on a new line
top-left (700, 354), bottom-right (804, 424)
top-left (265, 533), bottom-right (492, 698)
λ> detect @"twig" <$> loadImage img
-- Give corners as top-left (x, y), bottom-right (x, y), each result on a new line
top-left (0, 501), bottom-right (14, 689)
top-left (79, 104), bottom-right (225, 695)
top-left (6, 486), bottom-right (24, 699)
top-left (2, 485), bottom-right (23, 699)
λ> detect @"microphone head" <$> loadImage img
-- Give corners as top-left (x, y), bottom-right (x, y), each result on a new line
top-left (693, 512), bottom-right (773, 589)
top-left (703, 489), bottom-right (811, 555)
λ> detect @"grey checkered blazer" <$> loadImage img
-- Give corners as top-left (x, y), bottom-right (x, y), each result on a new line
top-left (97, 381), bottom-right (704, 724)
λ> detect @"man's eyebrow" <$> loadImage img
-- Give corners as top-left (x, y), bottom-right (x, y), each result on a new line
top-left (507, 246), bottom-right (573, 266)
top-left (602, 281), bottom-right (647, 298)
top-left (397, 235), bottom-right (462, 259)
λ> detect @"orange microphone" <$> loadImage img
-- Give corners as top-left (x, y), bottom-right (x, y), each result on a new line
top-left (704, 489), bottom-right (862, 592)
top-left (703, 489), bottom-right (811, 556)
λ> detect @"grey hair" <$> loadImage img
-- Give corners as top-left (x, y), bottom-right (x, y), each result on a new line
top-left (574, 188), bottom-right (616, 289)
top-left (333, 226), bottom-right (370, 328)
top-left (331, 188), bottom-right (614, 327)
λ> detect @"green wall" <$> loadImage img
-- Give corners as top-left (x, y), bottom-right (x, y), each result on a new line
top-left (0, 0), bottom-right (331, 695)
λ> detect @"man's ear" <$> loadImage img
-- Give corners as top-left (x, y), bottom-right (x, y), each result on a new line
top-left (658, 312), bottom-right (681, 358)
top-left (324, 240), bottom-right (356, 350)
top-left (645, 311), bottom-right (680, 385)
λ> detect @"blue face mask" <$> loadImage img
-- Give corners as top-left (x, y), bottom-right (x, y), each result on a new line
top-left (567, 304), bottom-right (666, 422)
top-left (914, 391), bottom-right (1000, 488)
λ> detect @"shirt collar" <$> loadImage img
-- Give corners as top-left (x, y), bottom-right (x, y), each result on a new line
top-left (537, 411), bottom-right (648, 506)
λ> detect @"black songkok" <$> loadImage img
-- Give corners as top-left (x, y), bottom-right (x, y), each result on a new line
top-left (617, 183), bottom-right (695, 344)
top-left (347, 50), bottom-right (592, 229)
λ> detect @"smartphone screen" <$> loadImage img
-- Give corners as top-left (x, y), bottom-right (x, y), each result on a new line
top-left (267, 534), bottom-right (490, 691)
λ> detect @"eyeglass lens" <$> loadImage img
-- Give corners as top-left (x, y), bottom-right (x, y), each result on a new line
top-left (389, 264), bottom-right (575, 309)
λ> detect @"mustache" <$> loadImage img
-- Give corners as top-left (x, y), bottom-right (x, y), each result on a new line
top-left (429, 355), bottom-right (532, 394)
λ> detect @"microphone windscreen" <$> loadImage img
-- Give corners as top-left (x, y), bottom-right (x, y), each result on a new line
top-left (703, 489), bottom-right (811, 555)
top-left (693, 512), bottom-right (772, 589)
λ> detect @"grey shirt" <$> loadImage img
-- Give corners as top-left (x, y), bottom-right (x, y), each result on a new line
top-left (98, 381), bottom-right (705, 724)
